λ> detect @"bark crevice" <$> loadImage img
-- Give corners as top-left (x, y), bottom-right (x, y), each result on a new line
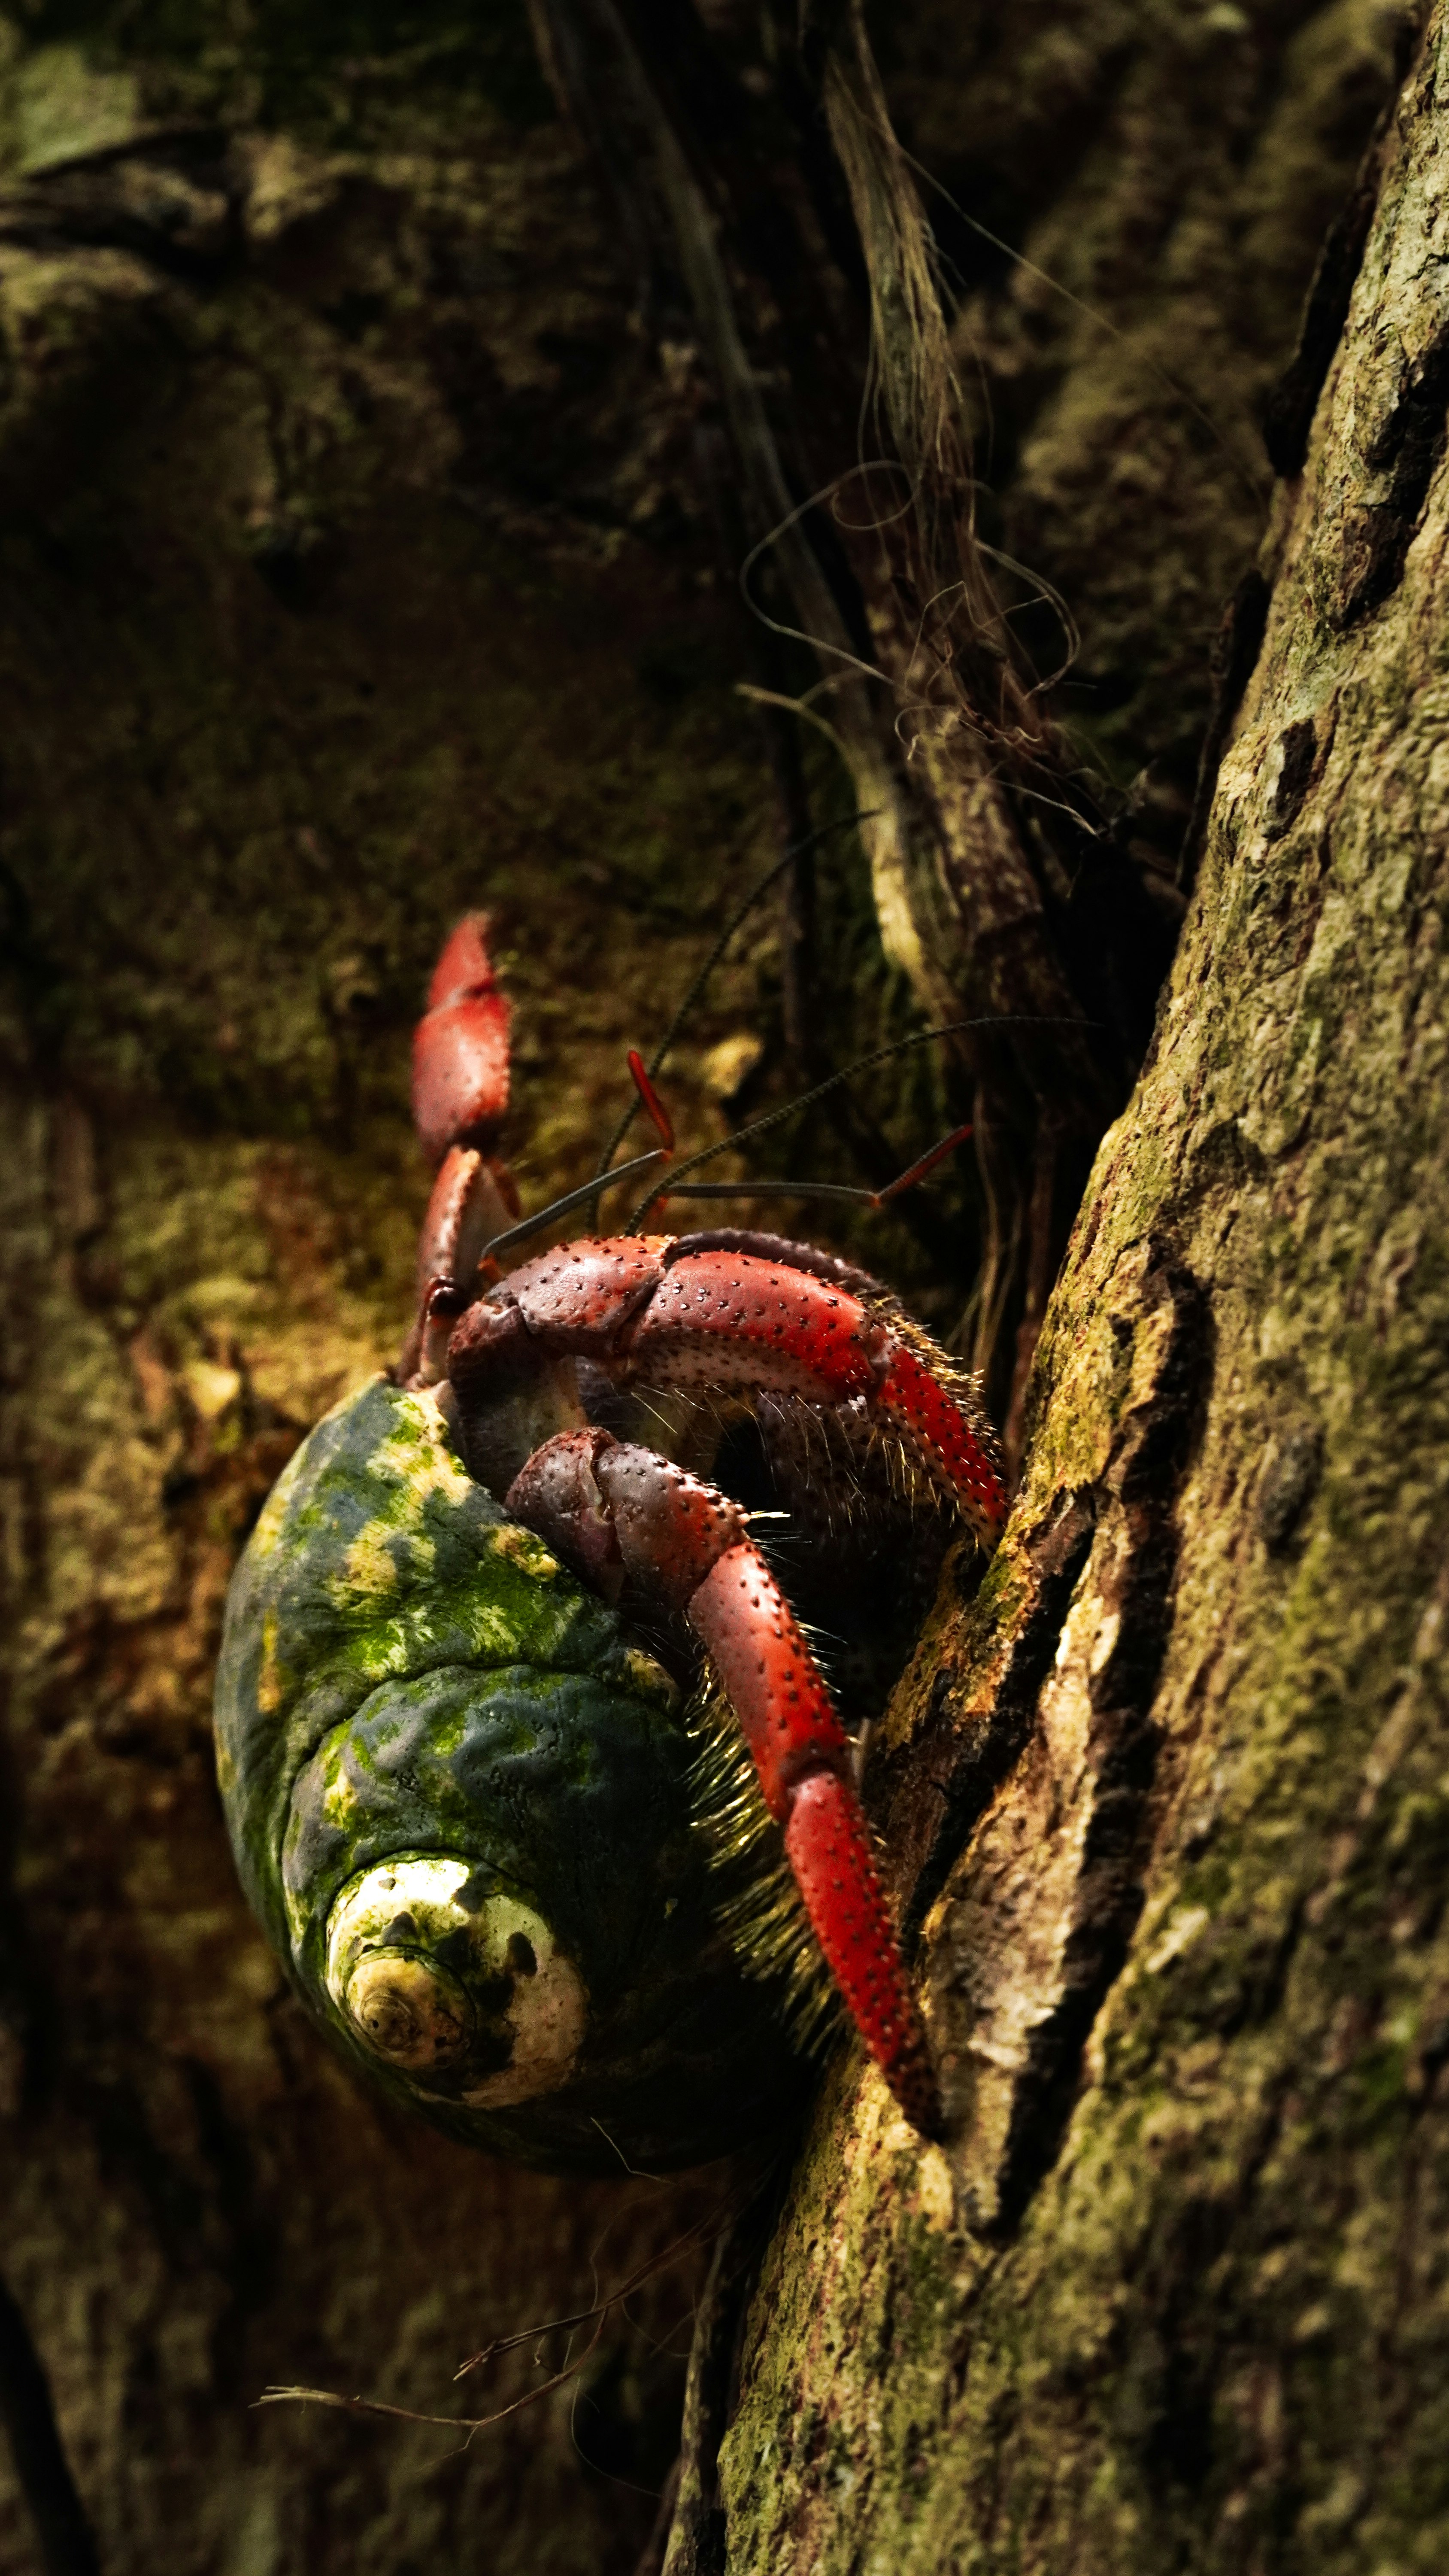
top-left (0, 2274), bottom-right (97, 2576)
top-left (962, 1249), bottom-right (1212, 2237)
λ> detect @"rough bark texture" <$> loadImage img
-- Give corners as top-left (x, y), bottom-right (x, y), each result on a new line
top-left (0, 17), bottom-right (766, 2573)
top-left (720, 8), bottom-right (1449, 2567)
top-left (0, 0), bottom-right (1426, 2571)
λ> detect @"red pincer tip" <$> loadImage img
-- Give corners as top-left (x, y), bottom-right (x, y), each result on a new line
top-left (427, 914), bottom-right (500, 1013)
top-left (413, 916), bottom-right (512, 1166)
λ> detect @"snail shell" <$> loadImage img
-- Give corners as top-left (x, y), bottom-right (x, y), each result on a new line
top-left (214, 1376), bottom-right (805, 2173)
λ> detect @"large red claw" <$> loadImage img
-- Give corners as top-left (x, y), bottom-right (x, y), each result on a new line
top-left (413, 914), bottom-right (512, 1167)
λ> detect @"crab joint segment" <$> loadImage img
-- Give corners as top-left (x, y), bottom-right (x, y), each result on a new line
top-left (400, 1148), bottom-right (519, 1388)
top-left (506, 1430), bottom-right (943, 2136)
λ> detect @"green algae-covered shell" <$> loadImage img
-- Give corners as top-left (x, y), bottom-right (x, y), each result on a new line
top-left (214, 1376), bottom-right (805, 2174)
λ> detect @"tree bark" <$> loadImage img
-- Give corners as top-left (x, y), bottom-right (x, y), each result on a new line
top-left (716, 7), bottom-right (1449, 2565)
top-left (0, 1), bottom-right (1428, 2572)
top-left (0, 20), bottom-right (758, 2573)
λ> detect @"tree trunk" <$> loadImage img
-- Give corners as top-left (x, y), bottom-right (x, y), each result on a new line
top-left (0, 2), bottom-right (1433, 2573)
top-left (715, 7), bottom-right (1449, 2567)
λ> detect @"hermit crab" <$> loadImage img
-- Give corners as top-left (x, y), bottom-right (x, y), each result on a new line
top-left (215, 915), bottom-right (1006, 2173)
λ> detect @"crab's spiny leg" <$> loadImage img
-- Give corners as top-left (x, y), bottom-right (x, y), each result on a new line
top-left (690, 1543), bottom-right (940, 2133)
top-left (870, 1340), bottom-right (1004, 1537)
top-left (506, 1430), bottom-right (941, 2135)
top-left (468, 1239), bottom-right (1006, 1549)
top-left (630, 1251), bottom-right (1005, 1537)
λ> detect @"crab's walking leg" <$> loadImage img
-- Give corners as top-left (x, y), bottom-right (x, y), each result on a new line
top-left (452, 1237), bottom-right (1007, 1547)
top-left (507, 1429), bottom-right (943, 2137)
top-left (631, 1245), bottom-right (1006, 1540)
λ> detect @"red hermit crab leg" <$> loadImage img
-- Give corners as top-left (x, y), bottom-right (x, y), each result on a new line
top-left (448, 1237), bottom-right (1006, 1549)
top-left (632, 1243), bottom-right (1006, 1540)
top-left (506, 1429), bottom-right (942, 2136)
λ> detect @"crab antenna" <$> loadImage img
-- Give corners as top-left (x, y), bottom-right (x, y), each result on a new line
top-left (659, 1121), bottom-right (974, 1215)
top-left (586, 807), bottom-right (880, 1223)
top-left (875, 1119), bottom-right (974, 1202)
top-left (622, 1016), bottom-right (1092, 1230)
top-left (479, 1150), bottom-right (669, 1265)
top-left (627, 1051), bottom-right (676, 1154)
